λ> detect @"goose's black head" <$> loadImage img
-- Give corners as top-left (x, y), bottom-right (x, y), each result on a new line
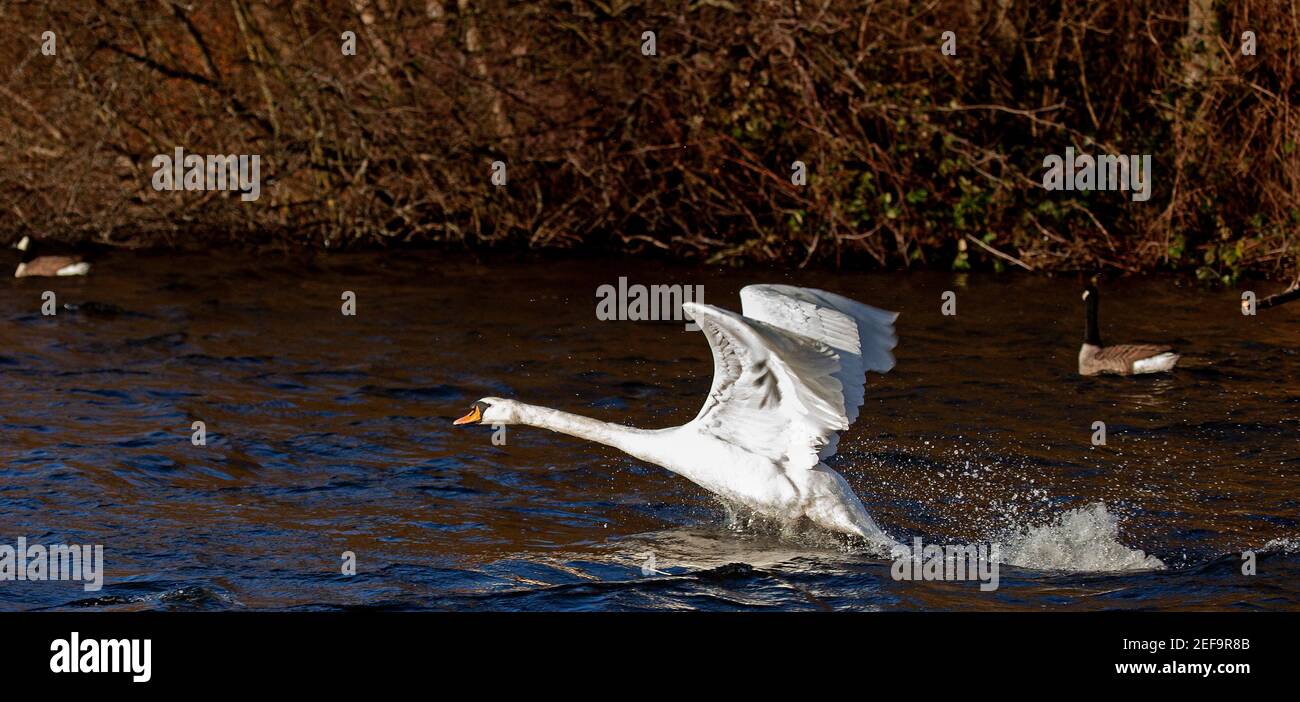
top-left (1082, 285), bottom-right (1102, 346)
top-left (12, 236), bottom-right (35, 263)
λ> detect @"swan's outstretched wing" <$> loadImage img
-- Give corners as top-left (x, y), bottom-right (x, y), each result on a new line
top-left (684, 302), bottom-right (853, 471)
top-left (739, 285), bottom-right (896, 457)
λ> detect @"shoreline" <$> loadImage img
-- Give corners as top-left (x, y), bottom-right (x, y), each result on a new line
top-left (5, 235), bottom-right (1298, 287)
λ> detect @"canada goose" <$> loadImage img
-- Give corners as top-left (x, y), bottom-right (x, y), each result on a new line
top-left (454, 285), bottom-right (900, 551)
top-left (12, 236), bottom-right (91, 278)
top-left (1079, 285), bottom-right (1179, 376)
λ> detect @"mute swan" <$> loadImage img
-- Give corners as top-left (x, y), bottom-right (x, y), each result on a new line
top-left (454, 285), bottom-right (901, 552)
top-left (1079, 286), bottom-right (1179, 375)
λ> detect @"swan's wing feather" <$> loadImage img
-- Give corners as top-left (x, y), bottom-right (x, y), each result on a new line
top-left (741, 284), bottom-right (896, 412)
top-left (739, 285), bottom-right (897, 458)
top-left (685, 302), bottom-right (849, 471)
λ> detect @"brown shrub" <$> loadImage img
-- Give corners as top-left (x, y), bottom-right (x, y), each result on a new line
top-left (0, 1), bottom-right (1295, 282)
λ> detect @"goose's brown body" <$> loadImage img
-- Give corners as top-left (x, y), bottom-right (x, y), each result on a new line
top-left (1079, 343), bottom-right (1179, 376)
top-left (15, 256), bottom-right (86, 278)
top-left (12, 236), bottom-right (91, 278)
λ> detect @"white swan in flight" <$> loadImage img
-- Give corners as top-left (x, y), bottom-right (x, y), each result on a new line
top-left (454, 285), bottom-right (900, 553)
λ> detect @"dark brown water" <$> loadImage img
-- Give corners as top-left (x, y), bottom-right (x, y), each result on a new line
top-left (2, 252), bottom-right (1297, 610)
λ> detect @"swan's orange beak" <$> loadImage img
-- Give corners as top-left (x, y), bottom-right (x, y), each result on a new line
top-left (453, 405), bottom-right (482, 425)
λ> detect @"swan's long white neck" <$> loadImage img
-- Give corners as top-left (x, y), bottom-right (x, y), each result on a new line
top-left (511, 403), bottom-right (661, 458)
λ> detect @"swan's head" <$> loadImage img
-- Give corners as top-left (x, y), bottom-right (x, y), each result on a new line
top-left (452, 397), bottom-right (516, 426)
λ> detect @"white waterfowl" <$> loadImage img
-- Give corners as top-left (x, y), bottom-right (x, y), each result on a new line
top-left (454, 285), bottom-right (900, 552)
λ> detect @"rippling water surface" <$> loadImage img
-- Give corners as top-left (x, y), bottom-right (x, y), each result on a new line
top-left (2, 252), bottom-right (1297, 610)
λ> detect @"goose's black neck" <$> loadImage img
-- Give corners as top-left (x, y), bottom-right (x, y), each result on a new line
top-left (1084, 288), bottom-right (1102, 346)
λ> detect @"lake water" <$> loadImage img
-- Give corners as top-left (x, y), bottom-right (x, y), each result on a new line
top-left (2, 251), bottom-right (1297, 610)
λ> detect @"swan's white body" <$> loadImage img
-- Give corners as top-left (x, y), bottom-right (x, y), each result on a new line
top-left (466, 285), bottom-right (900, 552)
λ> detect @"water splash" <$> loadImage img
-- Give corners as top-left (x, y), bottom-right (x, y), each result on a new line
top-left (1000, 503), bottom-right (1164, 572)
top-left (1259, 537), bottom-right (1300, 554)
